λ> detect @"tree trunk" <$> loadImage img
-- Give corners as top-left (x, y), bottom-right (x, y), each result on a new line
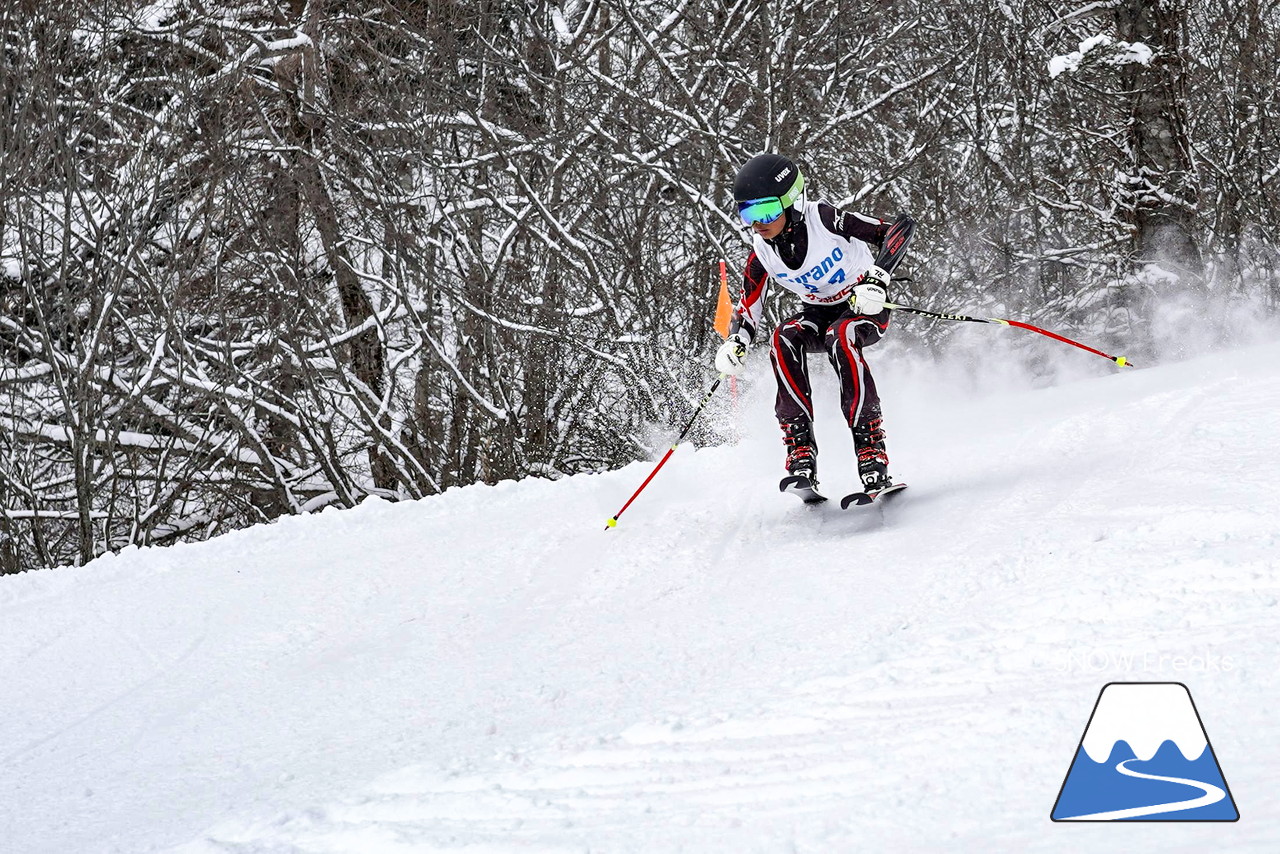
top-left (1115, 0), bottom-right (1203, 280)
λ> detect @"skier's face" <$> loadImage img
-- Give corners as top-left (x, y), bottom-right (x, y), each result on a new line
top-left (752, 211), bottom-right (786, 239)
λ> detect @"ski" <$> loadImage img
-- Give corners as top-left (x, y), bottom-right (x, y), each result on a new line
top-left (840, 482), bottom-right (908, 510)
top-left (780, 474), bottom-right (828, 504)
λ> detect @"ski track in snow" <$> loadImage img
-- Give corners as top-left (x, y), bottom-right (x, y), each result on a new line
top-left (2, 344), bottom-right (1279, 852)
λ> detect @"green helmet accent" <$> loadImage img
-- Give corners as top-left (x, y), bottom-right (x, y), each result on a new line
top-left (778, 169), bottom-right (805, 209)
top-left (733, 154), bottom-right (805, 209)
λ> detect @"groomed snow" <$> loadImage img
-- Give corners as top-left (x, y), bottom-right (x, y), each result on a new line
top-left (3, 340), bottom-right (1278, 852)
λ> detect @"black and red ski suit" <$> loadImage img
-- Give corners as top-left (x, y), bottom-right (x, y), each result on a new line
top-left (729, 200), bottom-right (913, 431)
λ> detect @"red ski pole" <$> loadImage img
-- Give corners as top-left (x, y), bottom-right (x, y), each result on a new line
top-left (606, 374), bottom-right (724, 529)
top-left (885, 302), bottom-right (1134, 368)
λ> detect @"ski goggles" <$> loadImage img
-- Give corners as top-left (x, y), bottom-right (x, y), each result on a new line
top-left (737, 196), bottom-right (786, 226)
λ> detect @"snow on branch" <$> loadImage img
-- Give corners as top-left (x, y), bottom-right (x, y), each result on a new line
top-left (1049, 35), bottom-right (1155, 79)
top-left (0, 416), bottom-right (262, 465)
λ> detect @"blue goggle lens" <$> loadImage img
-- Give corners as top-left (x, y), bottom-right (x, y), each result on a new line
top-left (737, 197), bottom-right (785, 226)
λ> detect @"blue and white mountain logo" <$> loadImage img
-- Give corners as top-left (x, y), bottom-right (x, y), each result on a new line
top-left (1051, 682), bottom-right (1239, 821)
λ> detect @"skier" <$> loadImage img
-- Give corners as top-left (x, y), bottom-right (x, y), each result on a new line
top-left (714, 152), bottom-right (916, 502)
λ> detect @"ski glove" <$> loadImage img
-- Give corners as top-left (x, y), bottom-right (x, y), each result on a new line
top-left (849, 266), bottom-right (890, 315)
top-left (714, 332), bottom-right (750, 376)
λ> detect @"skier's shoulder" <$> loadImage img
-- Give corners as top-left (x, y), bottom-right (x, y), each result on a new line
top-left (815, 201), bottom-right (889, 243)
top-left (816, 200), bottom-right (881, 230)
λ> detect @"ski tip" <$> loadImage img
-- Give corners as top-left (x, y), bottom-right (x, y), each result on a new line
top-left (779, 475), bottom-right (827, 504)
top-left (778, 474), bottom-right (812, 492)
top-left (840, 493), bottom-right (873, 510)
top-left (841, 482), bottom-right (908, 510)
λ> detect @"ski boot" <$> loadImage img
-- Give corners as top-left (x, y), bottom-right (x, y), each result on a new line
top-left (854, 415), bottom-right (891, 492)
top-left (842, 415), bottom-right (907, 509)
top-left (779, 419), bottom-right (825, 503)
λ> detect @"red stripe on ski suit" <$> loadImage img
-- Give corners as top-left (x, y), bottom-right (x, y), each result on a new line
top-left (771, 320), bottom-right (812, 419)
top-left (831, 314), bottom-right (889, 426)
top-left (834, 318), bottom-right (863, 426)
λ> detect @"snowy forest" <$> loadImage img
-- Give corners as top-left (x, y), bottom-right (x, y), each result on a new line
top-left (2, 0), bottom-right (1278, 570)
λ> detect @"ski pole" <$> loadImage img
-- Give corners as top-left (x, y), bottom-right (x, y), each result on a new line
top-left (606, 373), bottom-right (725, 530)
top-left (885, 302), bottom-right (1134, 368)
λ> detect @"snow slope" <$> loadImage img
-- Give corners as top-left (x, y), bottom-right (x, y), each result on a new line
top-left (3, 342), bottom-right (1279, 853)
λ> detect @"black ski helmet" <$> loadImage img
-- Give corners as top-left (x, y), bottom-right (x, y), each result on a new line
top-left (733, 153), bottom-right (806, 214)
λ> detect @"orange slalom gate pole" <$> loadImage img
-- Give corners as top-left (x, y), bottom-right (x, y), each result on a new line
top-left (714, 260), bottom-right (740, 415)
